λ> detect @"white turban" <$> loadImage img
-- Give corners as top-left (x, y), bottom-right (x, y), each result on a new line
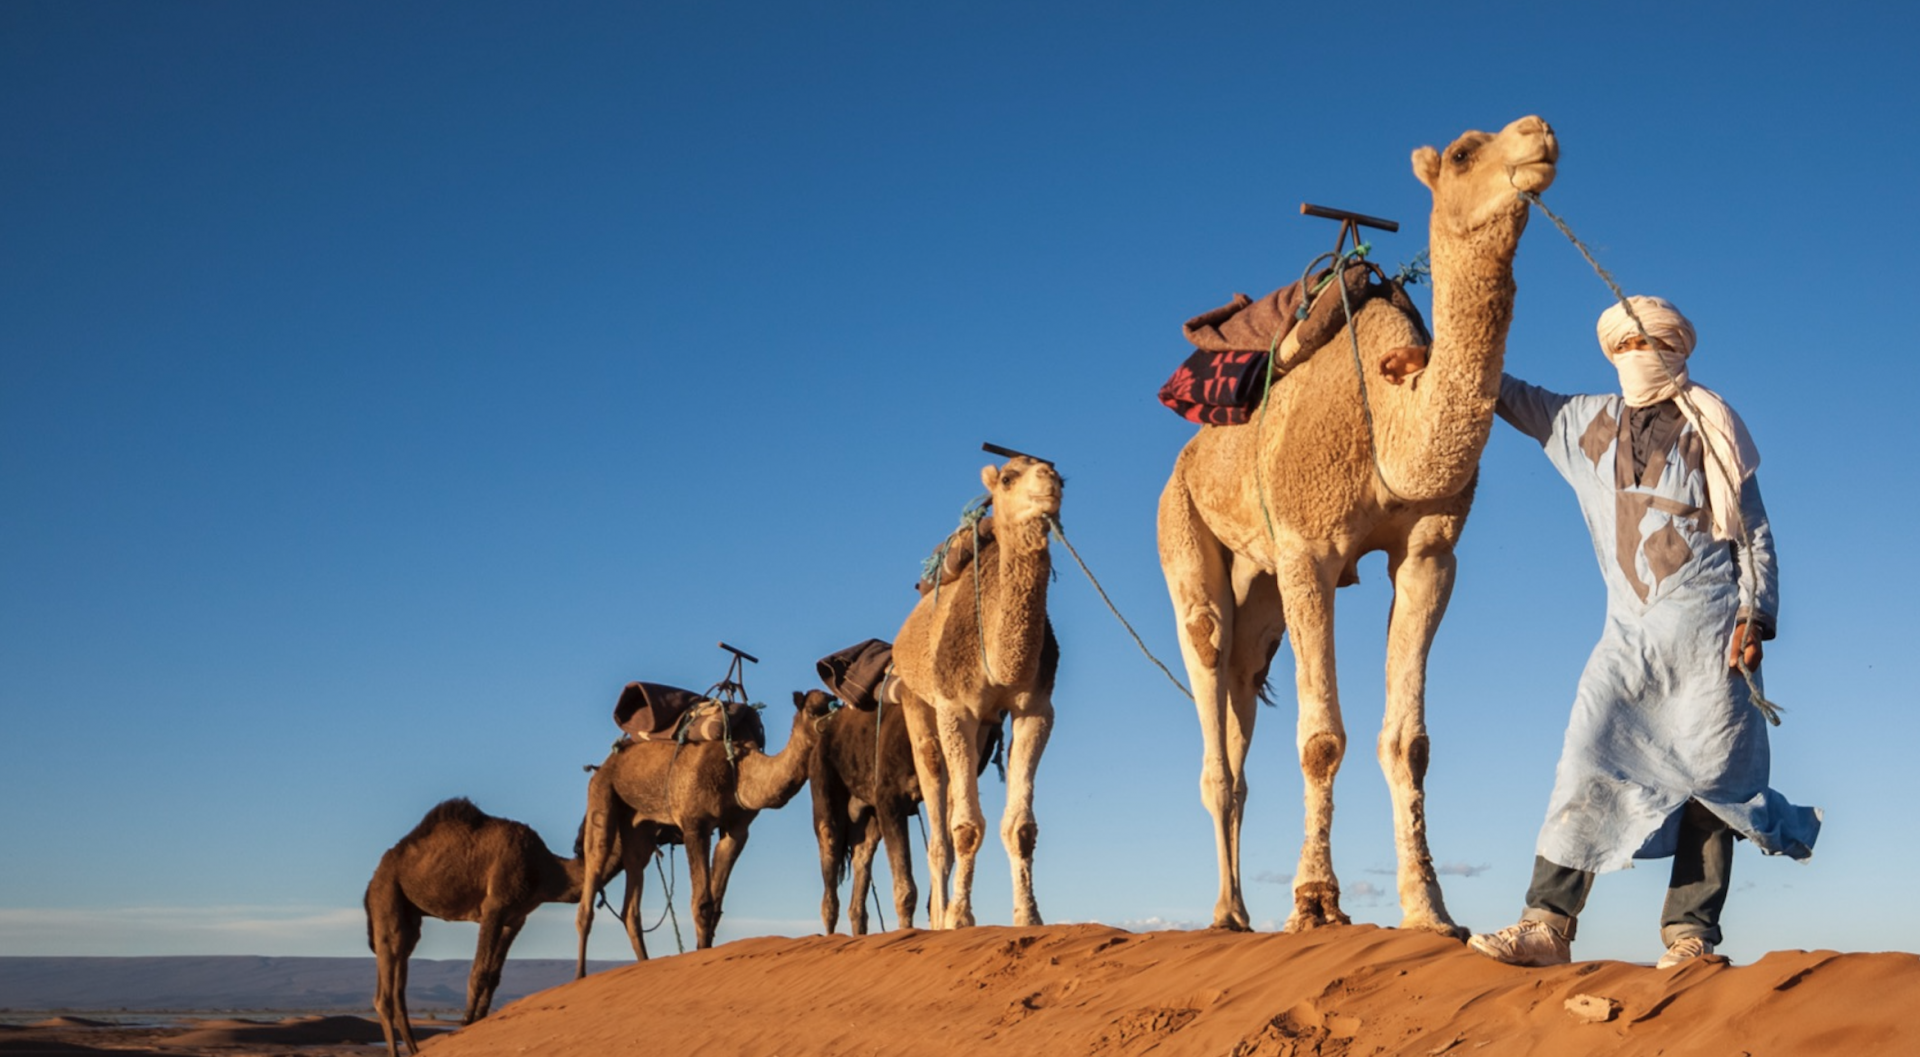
top-left (1596, 295), bottom-right (1758, 542)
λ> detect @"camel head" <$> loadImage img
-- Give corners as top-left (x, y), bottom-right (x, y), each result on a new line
top-left (793, 688), bottom-right (837, 721)
top-left (979, 456), bottom-right (1063, 545)
top-left (1412, 115), bottom-right (1558, 239)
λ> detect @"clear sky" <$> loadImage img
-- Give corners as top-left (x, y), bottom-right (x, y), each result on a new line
top-left (4, 1), bottom-right (1915, 969)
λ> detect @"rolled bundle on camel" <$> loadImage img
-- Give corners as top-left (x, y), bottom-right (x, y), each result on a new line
top-left (1156, 115), bottom-right (1558, 935)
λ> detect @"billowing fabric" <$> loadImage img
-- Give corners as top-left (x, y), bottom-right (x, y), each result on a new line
top-left (1497, 374), bottom-right (1820, 874)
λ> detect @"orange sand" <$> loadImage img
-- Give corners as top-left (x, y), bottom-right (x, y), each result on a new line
top-left (430, 923), bottom-right (1919, 1057)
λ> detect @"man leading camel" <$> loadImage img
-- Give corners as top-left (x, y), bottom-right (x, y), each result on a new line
top-left (1469, 296), bottom-right (1821, 970)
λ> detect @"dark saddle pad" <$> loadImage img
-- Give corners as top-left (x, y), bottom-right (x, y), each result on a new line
top-left (613, 681), bottom-right (766, 746)
top-left (816, 639), bottom-right (896, 712)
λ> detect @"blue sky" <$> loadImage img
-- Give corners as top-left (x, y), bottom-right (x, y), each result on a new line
top-left (4, 1), bottom-right (1915, 968)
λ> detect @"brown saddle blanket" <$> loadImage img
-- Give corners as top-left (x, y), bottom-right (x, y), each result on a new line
top-left (613, 681), bottom-right (766, 746)
top-left (1159, 259), bottom-right (1430, 425)
top-left (816, 638), bottom-right (899, 712)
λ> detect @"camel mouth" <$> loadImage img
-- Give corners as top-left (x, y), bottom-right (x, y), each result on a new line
top-left (1507, 159), bottom-right (1557, 195)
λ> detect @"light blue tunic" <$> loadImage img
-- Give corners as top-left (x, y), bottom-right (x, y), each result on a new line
top-left (1498, 375), bottom-right (1821, 873)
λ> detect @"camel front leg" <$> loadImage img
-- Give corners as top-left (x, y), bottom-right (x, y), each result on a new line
top-left (876, 801), bottom-right (920, 930)
top-left (1381, 542), bottom-right (1463, 937)
top-left (615, 826), bottom-right (656, 961)
top-left (903, 697), bottom-right (954, 927)
top-left (682, 823), bottom-right (720, 949)
top-left (1278, 544), bottom-right (1352, 932)
top-left (1159, 482), bottom-right (1247, 929)
top-left (704, 816), bottom-right (755, 944)
top-left (1001, 702), bottom-right (1053, 926)
top-left (936, 707), bottom-right (987, 929)
top-left (468, 911), bottom-right (526, 1022)
top-left (847, 805), bottom-right (882, 934)
top-left (370, 899), bottom-right (420, 1057)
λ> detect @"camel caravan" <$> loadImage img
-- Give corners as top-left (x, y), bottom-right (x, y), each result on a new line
top-left (363, 114), bottom-right (1561, 1055)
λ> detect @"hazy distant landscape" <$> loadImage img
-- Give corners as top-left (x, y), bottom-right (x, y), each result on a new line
top-left (0, 957), bottom-right (619, 1016)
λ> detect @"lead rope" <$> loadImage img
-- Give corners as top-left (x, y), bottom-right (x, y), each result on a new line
top-left (1519, 189), bottom-right (1783, 725)
top-left (1047, 515), bottom-right (1193, 701)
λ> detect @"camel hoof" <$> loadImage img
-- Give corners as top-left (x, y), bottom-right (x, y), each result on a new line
top-left (1282, 905), bottom-right (1353, 933)
top-left (1399, 918), bottom-right (1469, 941)
top-left (1210, 917), bottom-right (1252, 933)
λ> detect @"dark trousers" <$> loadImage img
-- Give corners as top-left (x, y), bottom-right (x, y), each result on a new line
top-left (1523, 800), bottom-right (1735, 947)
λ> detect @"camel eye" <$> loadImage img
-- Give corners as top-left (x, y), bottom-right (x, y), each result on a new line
top-left (1001, 471), bottom-right (1018, 486)
top-left (1450, 147), bottom-right (1472, 165)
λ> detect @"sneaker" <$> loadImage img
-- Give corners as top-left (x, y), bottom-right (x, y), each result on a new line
top-left (1655, 935), bottom-right (1714, 969)
top-left (1467, 920), bottom-right (1571, 967)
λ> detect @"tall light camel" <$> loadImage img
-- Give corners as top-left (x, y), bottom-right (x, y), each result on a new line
top-left (894, 455), bottom-right (1062, 929)
top-left (365, 797), bottom-right (606, 1057)
top-left (1157, 115), bottom-right (1559, 935)
top-left (574, 689), bottom-right (832, 974)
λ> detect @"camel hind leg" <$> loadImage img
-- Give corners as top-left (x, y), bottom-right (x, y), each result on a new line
top-left (1276, 542), bottom-right (1352, 932)
top-left (367, 877), bottom-right (423, 1057)
top-left (812, 759), bottom-right (851, 934)
top-left (1159, 476), bottom-right (1250, 930)
top-left (576, 767), bottom-right (627, 977)
top-left (902, 696), bottom-right (954, 928)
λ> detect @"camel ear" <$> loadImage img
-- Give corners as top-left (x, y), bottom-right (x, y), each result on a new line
top-left (792, 690), bottom-right (806, 710)
top-left (980, 464), bottom-right (998, 492)
top-left (1411, 146), bottom-right (1440, 191)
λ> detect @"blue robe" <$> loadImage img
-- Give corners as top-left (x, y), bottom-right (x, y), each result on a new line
top-left (1498, 375), bottom-right (1821, 872)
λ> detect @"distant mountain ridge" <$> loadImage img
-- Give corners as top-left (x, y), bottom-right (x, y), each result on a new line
top-left (0, 957), bottom-right (622, 1012)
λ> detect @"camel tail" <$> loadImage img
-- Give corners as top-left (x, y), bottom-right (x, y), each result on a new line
top-left (362, 881), bottom-right (376, 953)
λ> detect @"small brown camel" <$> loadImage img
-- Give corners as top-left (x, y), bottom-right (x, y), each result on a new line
top-left (575, 689), bottom-right (833, 973)
top-left (808, 697), bottom-right (1001, 934)
top-left (1157, 115), bottom-right (1559, 935)
top-left (365, 797), bottom-right (609, 1057)
top-left (894, 455), bottom-right (1062, 929)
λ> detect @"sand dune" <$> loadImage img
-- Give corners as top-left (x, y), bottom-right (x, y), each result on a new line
top-left (429, 923), bottom-right (1919, 1056)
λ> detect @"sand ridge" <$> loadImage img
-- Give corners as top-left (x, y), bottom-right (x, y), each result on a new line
top-left (429, 923), bottom-right (1918, 1057)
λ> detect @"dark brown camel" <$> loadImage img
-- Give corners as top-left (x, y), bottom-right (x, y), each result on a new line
top-left (575, 689), bottom-right (833, 974)
top-left (365, 797), bottom-right (613, 1057)
top-left (810, 699), bottom-right (1002, 934)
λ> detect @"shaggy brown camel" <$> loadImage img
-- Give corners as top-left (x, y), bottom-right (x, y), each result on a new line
top-left (1157, 115), bottom-right (1559, 935)
top-left (574, 689), bottom-right (833, 973)
top-left (365, 797), bottom-right (605, 1057)
top-left (893, 456), bottom-right (1062, 929)
top-left (809, 697), bottom-right (1001, 934)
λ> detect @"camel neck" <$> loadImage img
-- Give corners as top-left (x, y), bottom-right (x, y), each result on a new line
top-left (735, 719), bottom-right (816, 811)
top-left (1379, 217), bottom-right (1521, 499)
top-left (980, 529), bottom-right (1052, 687)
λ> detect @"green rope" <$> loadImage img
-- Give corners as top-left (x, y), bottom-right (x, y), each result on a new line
top-left (1047, 515), bottom-right (1194, 701)
top-left (1519, 189), bottom-right (1783, 726)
